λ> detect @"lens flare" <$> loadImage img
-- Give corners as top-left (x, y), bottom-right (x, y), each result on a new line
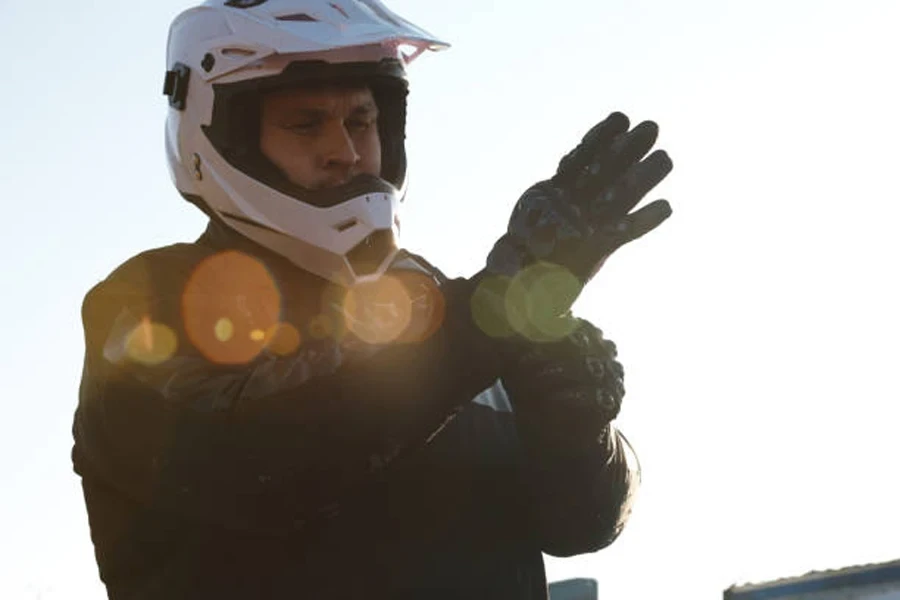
top-left (214, 318), bottom-right (234, 342)
top-left (308, 314), bottom-right (335, 340)
top-left (392, 270), bottom-right (445, 344)
top-left (342, 275), bottom-right (413, 345)
top-left (182, 251), bottom-right (281, 365)
top-left (506, 262), bottom-right (582, 342)
top-left (471, 275), bottom-right (516, 339)
top-left (319, 283), bottom-right (350, 342)
top-left (124, 317), bottom-right (178, 366)
top-left (265, 322), bottom-right (302, 356)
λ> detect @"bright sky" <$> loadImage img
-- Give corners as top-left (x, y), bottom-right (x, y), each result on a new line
top-left (2, 0), bottom-right (898, 598)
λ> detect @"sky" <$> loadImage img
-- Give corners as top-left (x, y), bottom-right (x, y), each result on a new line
top-left (1, 0), bottom-right (899, 598)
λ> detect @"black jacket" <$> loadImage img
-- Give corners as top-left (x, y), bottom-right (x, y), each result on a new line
top-left (72, 221), bottom-right (639, 599)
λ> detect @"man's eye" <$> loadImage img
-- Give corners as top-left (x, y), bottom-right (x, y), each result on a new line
top-left (286, 122), bottom-right (319, 134)
top-left (347, 119), bottom-right (375, 132)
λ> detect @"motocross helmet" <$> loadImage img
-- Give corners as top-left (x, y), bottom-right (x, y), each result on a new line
top-left (164, 0), bottom-right (448, 286)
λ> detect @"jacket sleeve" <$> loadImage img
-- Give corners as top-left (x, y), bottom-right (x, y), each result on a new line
top-left (521, 424), bottom-right (640, 557)
top-left (500, 323), bottom-right (641, 557)
top-left (73, 262), bottom-right (499, 536)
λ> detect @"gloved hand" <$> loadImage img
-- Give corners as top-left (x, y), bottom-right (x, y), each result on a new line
top-left (470, 112), bottom-right (672, 342)
top-left (501, 317), bottom-right (624, 455)
top-left (486, 111), bottom-right (673, 288)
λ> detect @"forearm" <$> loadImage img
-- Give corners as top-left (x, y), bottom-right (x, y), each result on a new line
top-left (75, 277), bottom-right (503, 534)
top-left (501, 318), bottom-right (639, 555)
top-left (520, 423), bottom-right (640, 556)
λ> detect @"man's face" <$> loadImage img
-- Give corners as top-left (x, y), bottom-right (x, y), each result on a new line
top-left (259, 86), bottom-right (382, 190)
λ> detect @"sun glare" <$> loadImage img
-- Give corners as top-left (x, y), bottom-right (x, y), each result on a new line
top-left (181, 251), bottom-right (282, 365)
top-left (342, 275), bottom-right (414, 345)
top-left (471, 263), bottom-right (582, 342)
top-left (124, 317), bottom-right (177, 366)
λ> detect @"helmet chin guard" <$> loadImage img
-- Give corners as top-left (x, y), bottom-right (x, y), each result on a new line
top-left (164, 0), bottom-right (448, 286)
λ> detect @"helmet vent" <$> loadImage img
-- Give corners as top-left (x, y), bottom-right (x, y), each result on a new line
top-left (334, 218), bottom-right (358, 233)
top-left (221, 47), bottom-right (258, 57)
top-left (276, 13), bottom-right (318, 22)
top-left (225, 0), bottom-right (268, 8)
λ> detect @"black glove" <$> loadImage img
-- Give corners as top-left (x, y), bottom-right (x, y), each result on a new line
top-left (485, 111), bottom-right (673, 298)
top-left (502, 317), bottom-right (624, 455)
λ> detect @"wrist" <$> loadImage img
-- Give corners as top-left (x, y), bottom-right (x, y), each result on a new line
top-left (440, 276), bottom-right (517, 385)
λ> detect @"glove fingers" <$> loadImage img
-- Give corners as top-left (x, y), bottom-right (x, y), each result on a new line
top-left (613, 120), bottom-right (660, 168)
top-left (554, 112), bottom-right (630, 186)
top-left (617, 199), bottom-right (673, 243)
top-left (568, 199), bottom-right (672, 281)
top-left (518, 318), bottom-right (616, 367)
top-left (590, 149), bottom-right (673, 219)
top-left (527, 351), bottom-right (609, 387)
top-left (575, 120), bottom-right (660, 206)
top-left (602, 199), bottom-right (673, 255)
top-left (509, 320), bottom-right (624, 426)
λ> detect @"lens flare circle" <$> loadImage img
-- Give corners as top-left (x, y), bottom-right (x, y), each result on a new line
top-left (125, 318), bottom-right (178, 366)
top-left (342, 275), bottom-right (413, 345)
top-left (266, 322), bottom-right (302, 356)
top-left (471, 275), bottom-right (516, 339)
top-left (214, 318), bottom-right (234, 342)
top-left (392, 270), bottom-right (445, 344)
top-left (308, 314), bottom-right (335, 340)
top-left (506, 262), bottom-right (582, 342)
top-left (182, 251), bottom-right (281, 365)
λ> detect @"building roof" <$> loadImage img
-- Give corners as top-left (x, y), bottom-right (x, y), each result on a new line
top-left (724, 558), bottom-right (900, 599)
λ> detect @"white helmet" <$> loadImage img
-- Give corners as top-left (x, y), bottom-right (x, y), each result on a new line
top-left (163, 0), bottom-right (448, 286)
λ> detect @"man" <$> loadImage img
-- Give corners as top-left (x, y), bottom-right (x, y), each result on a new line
top-left (72, 0), bottom-right (673, 598)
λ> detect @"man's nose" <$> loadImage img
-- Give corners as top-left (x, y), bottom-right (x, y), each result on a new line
top-left (322, 123), bottom-right (360, 167)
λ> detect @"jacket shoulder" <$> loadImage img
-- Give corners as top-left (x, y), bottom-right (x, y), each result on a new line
top-left (86, 242), bottom-right (213, 302)
top-left (80, 242), bottom-right (216, 351)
